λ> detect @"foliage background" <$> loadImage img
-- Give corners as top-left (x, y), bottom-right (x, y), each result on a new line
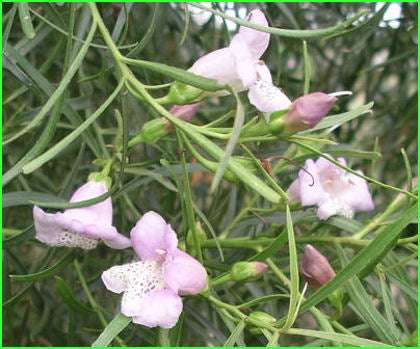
top-left (2, 2), bottom-right (418, 347)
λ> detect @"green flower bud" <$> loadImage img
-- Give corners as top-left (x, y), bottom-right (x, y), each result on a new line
top-left (268, 109), bottom-right (288, 136)
top-left (249, 311), bottom-right (277, 324)
top-left (230, 261), bottom-right (268, 282)
top-left (130, 118), bottom-right (170, 145)
top-left (167, 81), bottom-right (205, 105)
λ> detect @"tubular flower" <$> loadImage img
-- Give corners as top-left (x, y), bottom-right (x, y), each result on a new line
top-left (189, 9), bottom-right (270, 91)
top-left (300, 244), bottom-right (335, 289)
top-left (102, 211), bottom-right (208, 329)
top-left (33, 181), bottom-right (131, 250)
top-left (287, 155), bottom-right (374, 220)
top-left (282, 92), bottom-right (337, 132)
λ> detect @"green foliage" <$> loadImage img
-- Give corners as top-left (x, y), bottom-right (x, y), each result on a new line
top-left (3, 2), bottom-right (417, 347)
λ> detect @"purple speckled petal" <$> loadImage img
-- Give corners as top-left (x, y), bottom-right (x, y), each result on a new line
top-left (164, 249), bottom-right (207, 295)
top-left (130, 211), bottom-right (178, 261)
top-left (131, 289), bottom-right (183, 329)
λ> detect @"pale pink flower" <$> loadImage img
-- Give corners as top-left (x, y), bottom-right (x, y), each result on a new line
top-left (287, 155), bottom-right (374, 220)
top-left (102, 211), bottom-right (207, 328)
top-left (33, 181), bottom-right (131, 250)
top-left (189, 9), bottom-right (270, 91)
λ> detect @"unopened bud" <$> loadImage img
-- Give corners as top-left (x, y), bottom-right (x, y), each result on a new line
top-left (167, 81), bottom-right (204, 105)
top-left (249, 311), bottom-right (276, 324)
top-left (230, 261), bottom-right (268, 282)
top-left (130, 103), bottom-right (202, 145)
top-left (283, 92), bottom-right (337, 134)
top-left (300, 244), bottom-right (335, 289)
top-left (166, 102), bottom-right (202, 127)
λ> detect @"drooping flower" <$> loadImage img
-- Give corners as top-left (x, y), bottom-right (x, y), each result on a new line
top-left (287, 155), bottom-right (374, 220)
top-left (33, 181), bottom-right (131, 250)
top-left (300, 244), bottom-right (335, 289)
top-left (101, 211), bottom-right (208, 329)
top-left (189, 9), bottom-right (270, 91)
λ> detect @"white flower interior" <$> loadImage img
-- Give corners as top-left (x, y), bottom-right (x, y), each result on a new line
top-left (57, 230), bottom-right (98, 250)
top-left (107, 261), bottom-right (167, 311)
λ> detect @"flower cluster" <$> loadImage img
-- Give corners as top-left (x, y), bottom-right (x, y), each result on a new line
top-left (33, 181), bottom-right (208, 329)
top-left (189, 9), bottom-right (338, 134)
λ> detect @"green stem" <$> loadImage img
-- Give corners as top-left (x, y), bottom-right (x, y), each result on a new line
top-left (73, 259), bottom-right (125, 346)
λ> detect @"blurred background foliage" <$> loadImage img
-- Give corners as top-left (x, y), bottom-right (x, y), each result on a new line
top-left (3, 2), bottom-right (418, 346)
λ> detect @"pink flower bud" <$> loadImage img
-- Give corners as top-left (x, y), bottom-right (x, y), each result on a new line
top-left (230, 261), bottom-right (268, 282)
top-left (169, 102), bottom-right (202, 123)
top-left (300, 244), bottom-right (335, 289)
top-left (284, 92), bottom-right (337, 132)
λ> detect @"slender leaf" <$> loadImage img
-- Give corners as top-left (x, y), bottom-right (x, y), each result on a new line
top-left (91, 313), bottom-right (131, 347)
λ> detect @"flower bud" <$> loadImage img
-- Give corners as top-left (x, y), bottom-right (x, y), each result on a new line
top-left (166, 102), bottom-right (202, 126)
top-left (166, 81), bottom-right (205, 105)
top-left (248, 311), bottom-right (276, 324)
top-left (283, 92), bottom-right (337, 134)
top-left (130, 103), bottom-right (202, 145)
top-left (300, 244), bottom-right (335, 289)
top-left (230, 261), bottom-right (268, 282)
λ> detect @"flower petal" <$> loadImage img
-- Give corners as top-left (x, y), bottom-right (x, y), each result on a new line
top-left (256, 61), bottom-right (272, 84)
top-left (238, 9), bottom-right (270, 59)
top-left (164, 249), bottom-right (207, 295)
top-left (286, 178), bottom-right (301, 204)
top-left (229, 34), bottom-right (257, 88)
top-left (130, 211), bottom-right (178, 261)
top-left (298, 159), bottom-right (328, 206)
top-left (83, 224), bottom-right (131, 249)
top-left (248, 79), bottom-right (291, 114)
top-left (33, 206), bottom-right (64, 245)
top-left (341, 170), bottom-right (375, 212)
top-left (317, 197), bottom-right (354, 220)
top-left (64, 181), bottom-right (113, 226)
top-left (102, 264), bottom-right (132, 294)
top-left (131, 289), bottom-right (183, 329)
top-left (189, 47), bottom-right (243, 90)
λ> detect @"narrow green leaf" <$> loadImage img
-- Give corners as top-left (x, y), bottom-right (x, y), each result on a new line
top-left (91, 313), bottom-right (131, 347)
top-left (211, 90), bottom-right (244, 192)
top-left (127, 3), bottom-right (160, 57)
top-left (249, 229), bottom-right (288, 262)
top-left (300, 204), bottom-right (417, 313)
top-left (9, 250), bottom-right (73, 281)
top-left (282, 205), bottom-right (299, 330)
top-left (21, 79), bottom-right (124, 174)
top-left (301, 102), bottom-right (374, 134)
top-left (3, 18), bottom-right (97, 145)
top-left (18, 3), bottom-right (35, 39)
top-left (3, 191), bottom-right (64, 208)
top-left (3, 225), bottom-right (35, 248)
top-left (285, 328), bottom-right (392, 347)
top-left (55, 276), bottom-right (94, 314)
top-left (223, 319), bottom-right (246, 347)
top-left (337, 244), bottom-right (398, 344)
top-left (122, 57), bottom-right (226, 92)
top-left (189, 3), bottom-right (370, 39)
